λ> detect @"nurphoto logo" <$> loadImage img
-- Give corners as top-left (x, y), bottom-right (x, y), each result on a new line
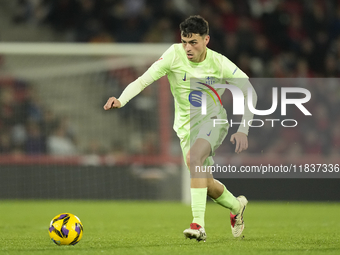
top-left (200, 84), bottom-right (312, 128)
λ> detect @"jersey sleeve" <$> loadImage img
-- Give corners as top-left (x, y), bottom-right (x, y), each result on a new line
top-left (147, 44), bottom-right (176, 81)
top-left (117, 44), bottom-right (175, 107)
top-left (221, 56), bottom-right (256, 136)
top-left (117, 71), bottom-right (155, 107)
top-left (237, 80), bottom-right (257, 135)
top-left (222, 55), bottom-right (248, 82)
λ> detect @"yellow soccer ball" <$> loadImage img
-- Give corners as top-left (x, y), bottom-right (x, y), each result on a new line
top-left (48, 213), bottom-right (83, 245)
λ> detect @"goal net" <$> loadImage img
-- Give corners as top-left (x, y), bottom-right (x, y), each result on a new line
top-left (0, 42), bottom-right (185, 201)
top-left (1, 43), bottom-right (338, 202)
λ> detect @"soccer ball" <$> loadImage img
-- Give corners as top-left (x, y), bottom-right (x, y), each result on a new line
top-left (48, 213), bottom-right (83, 245)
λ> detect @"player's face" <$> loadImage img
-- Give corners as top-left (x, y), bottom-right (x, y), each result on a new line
top-left (181, 33), bottom-right (210, 63)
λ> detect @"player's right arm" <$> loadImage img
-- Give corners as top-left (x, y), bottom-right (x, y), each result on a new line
top-left (103, 70), bottom-right (154, 110)
top-left (103, 45), bottom-right (175, 110)
top-left (103, 96), bottom-right (121, 110)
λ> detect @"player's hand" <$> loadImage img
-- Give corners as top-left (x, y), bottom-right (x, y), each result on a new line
top-left (103, 97), bottom-right (121, 110)
top-left (230, 132), bottom-right (248, 154)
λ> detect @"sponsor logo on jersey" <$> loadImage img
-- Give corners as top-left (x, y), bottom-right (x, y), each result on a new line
top-left (188, 81), bottom-right (222, 107)
top-left (188, 90), bottom-right (203, 107)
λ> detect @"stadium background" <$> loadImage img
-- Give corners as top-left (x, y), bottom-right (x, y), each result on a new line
top-left (0, 0), bottom-right (339, 201)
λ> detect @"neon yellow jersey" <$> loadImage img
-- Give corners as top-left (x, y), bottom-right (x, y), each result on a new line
top-left (146, 43), bottom-right (248, 138)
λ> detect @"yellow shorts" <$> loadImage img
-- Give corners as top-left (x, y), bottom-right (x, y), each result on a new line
top-left (179, 109), bottom-right (229, 169)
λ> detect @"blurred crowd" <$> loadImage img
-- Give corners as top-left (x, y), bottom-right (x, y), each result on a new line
top-left (12, 0), bottom-right (340, 77)
top-left (2, 0), bottom-right (340, 157)
top-left (0, 80), bottom-right (78, 156)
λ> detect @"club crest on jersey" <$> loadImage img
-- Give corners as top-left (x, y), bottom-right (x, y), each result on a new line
top-left (205, 76), bottom-right (216, 85)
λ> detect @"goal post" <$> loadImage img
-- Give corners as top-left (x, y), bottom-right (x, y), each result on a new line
top-left (0, 42), bottom-right (188, 201)
top-left (1, 43), bottom-right (338, 202)
top-left (0, 42), bottom-right (172, 56)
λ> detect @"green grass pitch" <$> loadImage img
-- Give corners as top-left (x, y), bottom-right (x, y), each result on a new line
top-left (0, 200), bottom-right (339, 255)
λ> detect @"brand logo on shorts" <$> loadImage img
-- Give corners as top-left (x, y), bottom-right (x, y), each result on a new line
top-left (207, 130), bottom-right (212, 136)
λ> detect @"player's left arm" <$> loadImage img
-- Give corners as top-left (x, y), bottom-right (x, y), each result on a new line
top-left (230, 80), bottom-right (257, 153)
top-left (222, 55), bottom-right (257, 154)
top-left (230, 132), bottom-right (248, 154)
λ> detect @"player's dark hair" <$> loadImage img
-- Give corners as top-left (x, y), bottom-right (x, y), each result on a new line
top-left (180, 15), bottom-right (209, 38)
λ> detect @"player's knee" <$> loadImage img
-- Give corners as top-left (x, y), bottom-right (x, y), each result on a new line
top-left (186, 153), bottom-right (204, 170)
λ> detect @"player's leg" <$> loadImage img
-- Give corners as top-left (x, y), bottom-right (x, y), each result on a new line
top-left (207, 178), bottom-right (240, 214)
top-left (187, 138), bottom-right (211, 223)
top-left (189, 117), bottom-right (240, 215)
top-left (207, 178), bottom-right (248, 237)
top-left (195, 114), bottom-right (247, 237)
top-left (183, 138), bottom-right (211, 241)
top-left (183, 109), bottom-right (247, 239)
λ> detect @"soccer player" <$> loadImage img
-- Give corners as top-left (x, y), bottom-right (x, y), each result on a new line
top-left (104, 15), bottom-right (257, 242)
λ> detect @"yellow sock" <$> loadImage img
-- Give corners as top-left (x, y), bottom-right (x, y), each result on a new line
top-left (213, 186), bottom-right (240, 215)
top-left (191, 187), bottom-right (207, 228)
